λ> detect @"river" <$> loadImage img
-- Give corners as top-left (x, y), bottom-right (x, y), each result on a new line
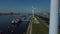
top-left (0, 15), bottom-right (32, 34)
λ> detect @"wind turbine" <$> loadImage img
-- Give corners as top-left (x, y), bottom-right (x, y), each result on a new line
top-left (32, 6), bottom-right (36, 18)
top-left (28, 6), bottom-right (36, 34)
top-left (49, 0), bottom-right (58, 34)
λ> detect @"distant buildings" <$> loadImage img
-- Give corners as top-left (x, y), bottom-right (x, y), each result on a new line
top-left (0, 12), bottom-right (20, 15)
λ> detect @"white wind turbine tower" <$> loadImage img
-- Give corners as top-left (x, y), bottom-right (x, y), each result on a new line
top-left (49, 0), bottom-right (58, 34)
top-left (32, 6), bottom-right (36, 18)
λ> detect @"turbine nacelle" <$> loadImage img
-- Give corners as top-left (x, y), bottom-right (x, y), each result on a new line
top-left (32, 6), bottom-right (36, 9)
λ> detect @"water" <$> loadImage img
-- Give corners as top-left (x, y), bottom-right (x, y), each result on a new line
top-left (0, 15), bottom-right (32, 34)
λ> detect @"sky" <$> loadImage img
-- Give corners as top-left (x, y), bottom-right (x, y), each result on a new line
top-left (0, 0), bottom-right (56, 13)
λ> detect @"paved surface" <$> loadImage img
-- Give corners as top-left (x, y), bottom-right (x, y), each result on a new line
top-left (33, 17), bottom-right (40, 24)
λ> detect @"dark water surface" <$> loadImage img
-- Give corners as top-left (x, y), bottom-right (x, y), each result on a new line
top-left (0, 15), bottom-right (32, 34)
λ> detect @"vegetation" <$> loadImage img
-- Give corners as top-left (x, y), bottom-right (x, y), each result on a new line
top-left (37, 15), bottom-right (49, 25)
top-left (32, 22), bottom-right (48, 34)
top-left (36, 15), bottom-right (60, 34)
top-left (30, 16), bottom-right (48, 34)
top-left (29, 15), bottom-right (60, 34)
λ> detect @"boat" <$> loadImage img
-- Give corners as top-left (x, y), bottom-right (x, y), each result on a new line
top-left (11, 18), bottom-right (23, 25)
